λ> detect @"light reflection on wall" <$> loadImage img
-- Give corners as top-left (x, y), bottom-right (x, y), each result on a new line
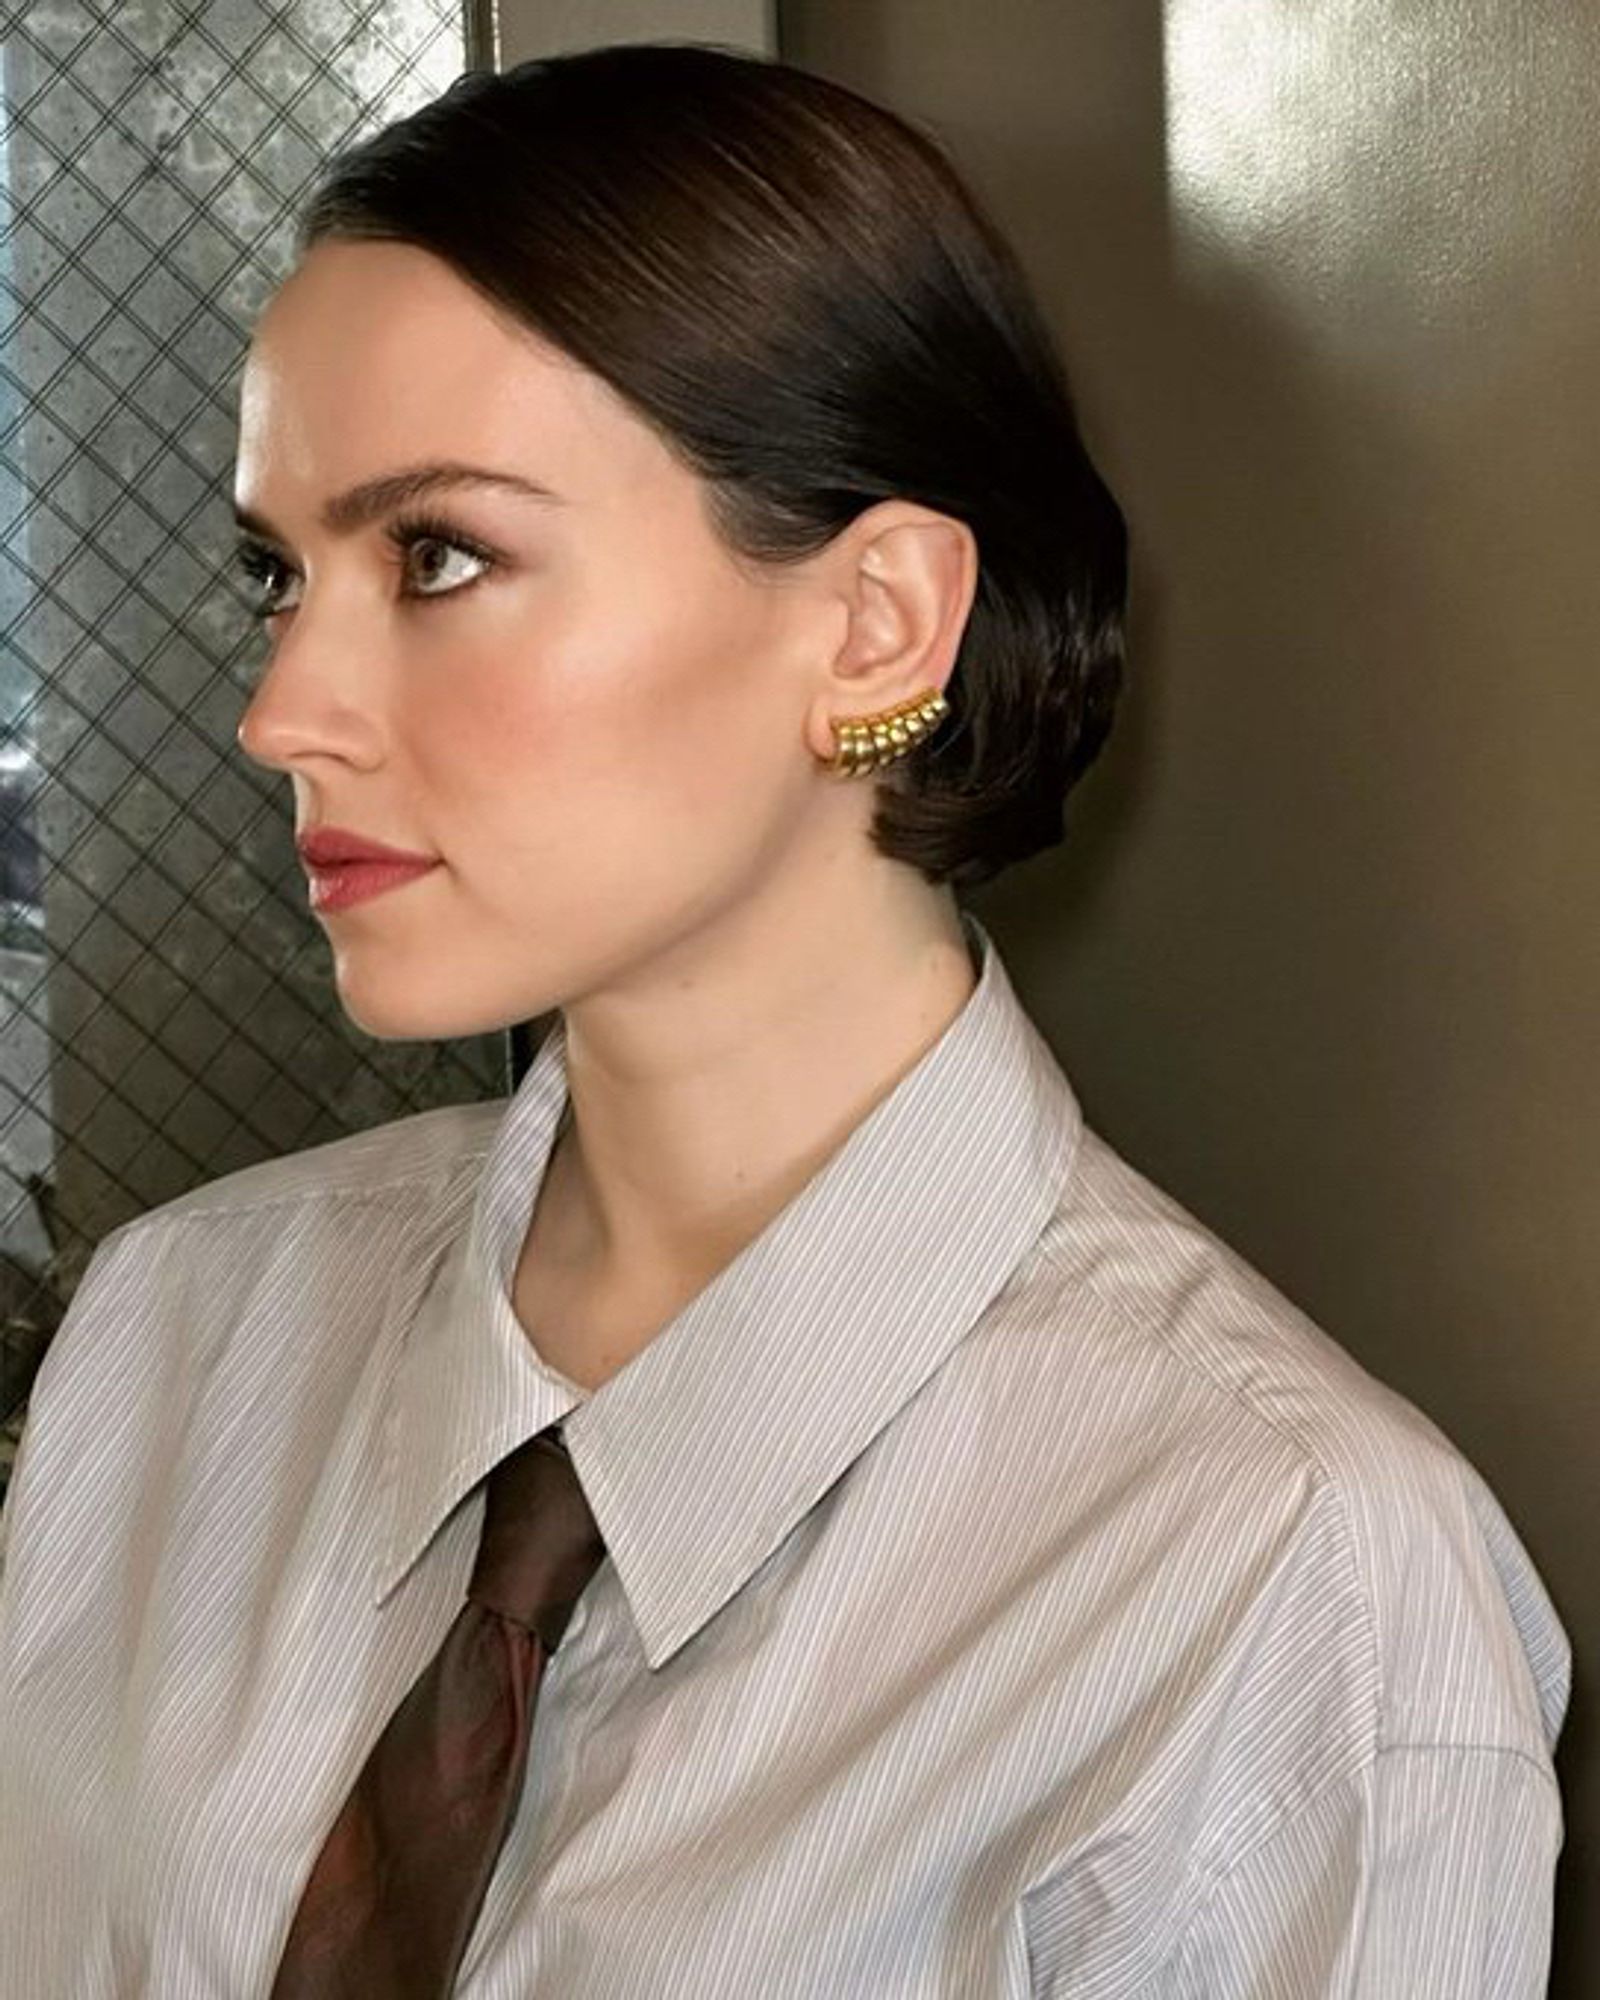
top-left (1162, 0), bottom-right (1587, 369)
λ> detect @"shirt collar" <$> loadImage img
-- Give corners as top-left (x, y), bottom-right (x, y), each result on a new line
top-left (375, 909), bottom-right (1082, 1668)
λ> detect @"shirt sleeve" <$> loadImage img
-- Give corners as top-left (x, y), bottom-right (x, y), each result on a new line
top-left (1150, 1743), bottom-right (1562, 1998)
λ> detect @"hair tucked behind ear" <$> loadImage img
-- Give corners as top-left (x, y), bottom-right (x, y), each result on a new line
top-left (295, 41), bottom-right (1127, 889)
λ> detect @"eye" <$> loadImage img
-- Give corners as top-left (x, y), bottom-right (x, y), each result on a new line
top-left (233, 538), bottom-right (297, 620)
top-left (229, 514), bottom-right (499, 622)
top-left (386, 511), bottom-right (498, 599)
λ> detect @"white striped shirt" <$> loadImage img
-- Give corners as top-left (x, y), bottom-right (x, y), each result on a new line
top-left (0, 909), bottom-right (1570, 1997)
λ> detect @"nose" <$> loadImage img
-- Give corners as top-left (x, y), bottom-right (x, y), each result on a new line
top-left (235, 622), bottom-right (386, 775)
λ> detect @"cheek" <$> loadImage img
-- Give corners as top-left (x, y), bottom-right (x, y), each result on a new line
top-left (402, 582), bottom-right (794, 878)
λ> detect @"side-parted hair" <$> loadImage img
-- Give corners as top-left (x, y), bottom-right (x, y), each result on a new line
top-left (295, 41), bottom-right (1127, 889)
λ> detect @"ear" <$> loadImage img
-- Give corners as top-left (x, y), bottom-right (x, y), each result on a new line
top-left (804, 500), bottom-right (978, 767)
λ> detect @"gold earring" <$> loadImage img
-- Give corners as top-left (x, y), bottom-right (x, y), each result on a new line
top-left (820, 688), bottom-right (950, 778)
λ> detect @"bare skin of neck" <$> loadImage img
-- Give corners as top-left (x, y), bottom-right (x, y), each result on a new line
top-left (511, 890), bottom-right (978, 1393)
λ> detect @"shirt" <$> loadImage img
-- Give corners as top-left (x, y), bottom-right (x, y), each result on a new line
top-left (0, 908), bottom-right (1570, 1998)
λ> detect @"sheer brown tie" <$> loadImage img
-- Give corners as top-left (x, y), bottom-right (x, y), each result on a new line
top-left (269, 1423), bottom-right (606, 1999)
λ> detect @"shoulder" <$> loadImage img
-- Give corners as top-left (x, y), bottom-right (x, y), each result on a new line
top-left (33, 1096), bottom-right (508, 1391)
top-left (981, 1124), bottom-right (1570, 1761)
top-left (114, 1094), bottom-right (509, 1238)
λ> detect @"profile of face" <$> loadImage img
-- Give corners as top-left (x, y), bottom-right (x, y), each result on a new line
top-left (233, 239), bottom-right (926, 1042)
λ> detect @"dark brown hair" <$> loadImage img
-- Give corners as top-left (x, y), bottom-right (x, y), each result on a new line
top-left (295, 41), bottom-right (1126, 889)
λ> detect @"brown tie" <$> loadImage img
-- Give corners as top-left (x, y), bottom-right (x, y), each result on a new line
top-left (269, 1423), bottom-right (606, 1999)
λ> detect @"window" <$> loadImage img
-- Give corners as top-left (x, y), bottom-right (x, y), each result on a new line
top-left (0, 1), bottom-right (503, 1488)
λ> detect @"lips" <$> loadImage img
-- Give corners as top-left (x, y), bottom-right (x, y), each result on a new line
top-left (296, 827), bottom-right (440, 913)
top-left (297, 828), bottom-right (437, 868)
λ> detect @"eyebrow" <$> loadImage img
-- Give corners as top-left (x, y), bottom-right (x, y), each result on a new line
top-left (231, 461), bottom-right (565, 545)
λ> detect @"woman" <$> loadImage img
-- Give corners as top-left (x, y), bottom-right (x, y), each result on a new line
top-left (0, 41), bottom-right (1568, 1999)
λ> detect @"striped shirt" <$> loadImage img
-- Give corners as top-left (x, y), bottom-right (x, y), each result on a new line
top-left (0, 909), bottom-right (1569, 1997)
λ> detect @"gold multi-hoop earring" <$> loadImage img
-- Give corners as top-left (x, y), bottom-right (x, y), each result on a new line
top-left (820, 688), bottom-right (950, 778)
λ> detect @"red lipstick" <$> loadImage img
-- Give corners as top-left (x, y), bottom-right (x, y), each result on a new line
top-left (296, 828), bottom-right (440, 913)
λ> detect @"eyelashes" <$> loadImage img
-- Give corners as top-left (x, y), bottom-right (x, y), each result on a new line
top-left (231, 511), bottom-right (501, 621)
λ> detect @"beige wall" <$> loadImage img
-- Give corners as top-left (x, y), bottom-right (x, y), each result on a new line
top-left (495, 0), bottom-right (772, 66)
top-left (783, 0), bottom-right (1597, 1983)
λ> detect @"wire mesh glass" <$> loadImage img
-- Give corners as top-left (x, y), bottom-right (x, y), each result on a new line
top-left (0, 1), bottom-right (507, 1493)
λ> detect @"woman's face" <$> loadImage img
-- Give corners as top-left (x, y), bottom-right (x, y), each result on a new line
top-left (232, 239), bottom-right (839, 1039)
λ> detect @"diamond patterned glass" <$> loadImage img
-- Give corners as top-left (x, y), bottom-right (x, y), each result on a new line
top-left (0, 1), bottom-right (502, 1493)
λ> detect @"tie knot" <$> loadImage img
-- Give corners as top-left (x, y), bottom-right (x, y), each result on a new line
top-left (468, 1426), bottom-right (606, 1649)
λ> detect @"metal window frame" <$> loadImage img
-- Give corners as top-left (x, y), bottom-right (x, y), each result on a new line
top-left (464, 0), bottom-right (500, 72)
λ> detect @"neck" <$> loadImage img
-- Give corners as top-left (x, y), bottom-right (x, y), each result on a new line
top-left (514, 874), bottom-right (978, 1390)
